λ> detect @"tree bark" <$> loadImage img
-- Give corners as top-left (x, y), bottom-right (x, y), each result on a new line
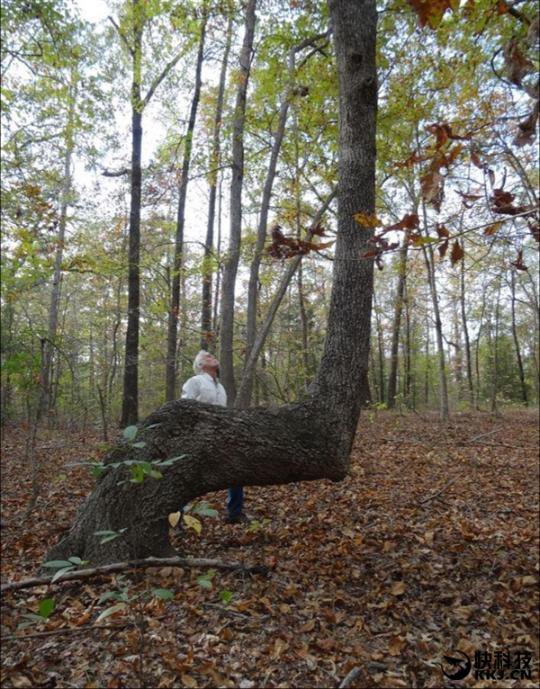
top-left (120, 0), bottom-right (143, 426)
top-left (45, 0), bottom-right (377, 567)
top-left (166, 13), bottom-right (207, 401)
top-left (200, 16), bottom-right (232, 351)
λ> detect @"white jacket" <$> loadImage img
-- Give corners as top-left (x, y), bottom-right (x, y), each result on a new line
top-left (181, 372), bottom-right (227, 407)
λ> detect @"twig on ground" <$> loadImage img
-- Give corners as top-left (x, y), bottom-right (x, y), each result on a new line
top-left (2, 614), bottom-right (168, 641)
top-left (418, 477), bottom-right (458, 505)
top-left (464, 427), bottom-right (503, 443)
top-left (339, 666), bottom-right (364, 688)
top-left (0, 557), bottom-right (269, 593)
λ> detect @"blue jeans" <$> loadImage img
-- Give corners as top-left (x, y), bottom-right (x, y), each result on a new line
top-left (227, 487), bottom-right (244, 518)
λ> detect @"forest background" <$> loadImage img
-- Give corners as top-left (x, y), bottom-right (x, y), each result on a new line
top-left (1, 0), bottom-right (538, 431)
top-left (1, 1), bottom-right (539, 688)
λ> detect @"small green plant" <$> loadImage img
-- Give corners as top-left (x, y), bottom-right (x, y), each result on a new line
top-left (42, 556), bottom-right (89, 582)
top-left (247, 518), bottom-right (271, 533)
top-left (18, 597), bottom-right (55, 629)
top-left (196, 569), bottom-right (217, 590)
top-left (219, 589), bottom-right (233, 605)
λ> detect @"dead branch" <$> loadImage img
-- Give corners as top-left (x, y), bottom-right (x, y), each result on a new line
top-left (418, 476), bottom-right (458, 505)
top-left (0, 557), bottom-right (269, 594)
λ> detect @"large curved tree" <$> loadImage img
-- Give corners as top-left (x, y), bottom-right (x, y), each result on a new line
top-left (45, 0), bottom-right (377, 566)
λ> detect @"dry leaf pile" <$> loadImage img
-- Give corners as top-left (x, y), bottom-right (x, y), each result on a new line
top-left (1, 410), bottom-right (539, 688)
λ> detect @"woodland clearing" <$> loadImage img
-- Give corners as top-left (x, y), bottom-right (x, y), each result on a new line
top-left (1, 410), bottom-right (538, 688)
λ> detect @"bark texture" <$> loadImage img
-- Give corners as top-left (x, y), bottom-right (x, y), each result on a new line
top-left (120, 0), bottom-right (143, 426)
top-left (45, 0), bottom-right (377, 566)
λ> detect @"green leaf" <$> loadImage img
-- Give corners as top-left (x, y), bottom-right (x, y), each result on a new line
top-left (129, 464), bottom-right (145, 483)
top-left (183, 514), bottom-right (202, 535)
top-left (96, 602), bottom-right (127, 623)
top-left (152, 588), bottom-right (174, 601)
top-left (219, 590), bottom-right (233, 605)
top-left (196, 575), bottom-right (213, 590)
top-left (38, 598), bottom-right (55, 618)
top-left (43, 560), bottom-right (73, 569)
top-left (132, 441), bottom-right (146, 449)
top-left (123, 425), bottom-right (138, 441)
top-left (192, 501), bottom-right (218, 518)
top-left (98, 590), bottom-right (128, 604)
top-left (51, 566), bottom-right (74, 582)
top-left (197, 568), bottom-right (217, 589)
top-left (149, 469), bottom-right (163, 480)
top-left (94, 529), bottom-right (127, 544)
top-left (68, 556), bottom-right (84, 566)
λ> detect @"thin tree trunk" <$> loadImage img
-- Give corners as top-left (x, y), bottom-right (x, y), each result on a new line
top-left (372, 290), bottom-right (385, 405)
top-left (420, 200), bottom-right (449, 421)
top-left (490, 280), bottom-right (502, 414)
top-left (219, 0), bottom-right (257, 405)
top-left (241, 32), bottom-right (329, 406)
top-left (386, 233), bottom-right (408, 408)
top-left (510, 269), bottom-right (528, 405)
top-left (200, 16), bottom-right (232, 351)
top-left (459, 241), bottom-right (474, 406)
top-left (166, 14), bottom-right (207, 401)
top-left (234, 192), bottom-right (336, 407)
top-left (121, 1), bottom-right (143, 425)
top-left (41, 72), bottom-right (76, 421)
top-left (212, 180), bottom-right (223, 338)
top-left (424, 311), bottom-right (430, 406)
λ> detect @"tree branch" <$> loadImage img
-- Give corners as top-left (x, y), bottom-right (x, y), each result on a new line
top-left (141, 49), bottom-right (185, 110)
top-left (108, 16), bottom-right (134, 56)
top-left (1, 557), bottom-right (268, 594)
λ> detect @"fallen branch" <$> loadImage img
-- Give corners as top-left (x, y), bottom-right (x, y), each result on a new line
top-left (418, 476), bottom-right (458, 505)
top-left (0, 557), bottom-right (269, 594)
top-left (2, 616), bottom-right (164, 642)
top-left (464, 427), bottom-right (503, 443)
top-left (339, 666), bottom-right (364, 688)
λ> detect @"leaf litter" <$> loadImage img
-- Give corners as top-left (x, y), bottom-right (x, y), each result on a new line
top-left (1, 410), bottom-right (538, 688)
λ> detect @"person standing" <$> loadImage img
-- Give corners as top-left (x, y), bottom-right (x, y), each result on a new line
top-left (181, 350), bottom-right (246, 523)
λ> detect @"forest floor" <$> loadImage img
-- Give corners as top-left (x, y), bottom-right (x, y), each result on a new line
top-left (1, 409), bottom-right (539, 689)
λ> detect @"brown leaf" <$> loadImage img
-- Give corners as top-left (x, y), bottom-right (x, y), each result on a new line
top-left (450, 240), bottom-right (464, 265)
top-left (406, 0), bottom-right (458, 29)
top-left (514, 102), bottom-right (539, 147)
top-left (483, 221), bottom-right (502, 236)
top-left (388, 635), bottom-right (406, 656)
top-left (390, 581), bottom-right (406, 596)
top-left (504, 38), bottom-right (534, 87)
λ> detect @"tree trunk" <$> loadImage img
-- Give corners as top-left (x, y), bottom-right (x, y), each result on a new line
top-left (219, 0), bottom-right (257, 405)
top-left (45, 0), bottom-right (377, 567)
top-left (200, 16), bottom-right (232, 351)
top-left (510, 269), bottom-right (528, 405)
top-left (120, 2), bottom-right (143, 426)
top-left (420, 205), bottom-right (449, 421)
top-left (459, 242), bottom-right (475, 406)
top-left (372, 290), bottom-right (385, 405)
top-left (234, 192), bottom-right (335, 408)
top-left (166, 14), bottom-right (207, 401)
top-left (41, 71), bottom-right (76, 421)
top-left (386, 233), bottom-right (408, 408)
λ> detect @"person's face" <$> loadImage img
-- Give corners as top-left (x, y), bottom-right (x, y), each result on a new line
top-left (202, 353), bottom-right (219, 370)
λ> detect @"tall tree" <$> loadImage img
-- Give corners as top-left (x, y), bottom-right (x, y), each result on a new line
top-left (200, 16), bottom-right (232, 351)
top-left (219, 0), bottom-right (257, 404)
top-left (45, 0), bottom-right (378, 566)
top-left (165, 10), bottom-right (208, 401)
top-left (116, 0), bottom-right (186, 424)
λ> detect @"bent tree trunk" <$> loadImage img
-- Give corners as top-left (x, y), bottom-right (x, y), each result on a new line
top-left (45, 0), bottom-right (377, 567)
